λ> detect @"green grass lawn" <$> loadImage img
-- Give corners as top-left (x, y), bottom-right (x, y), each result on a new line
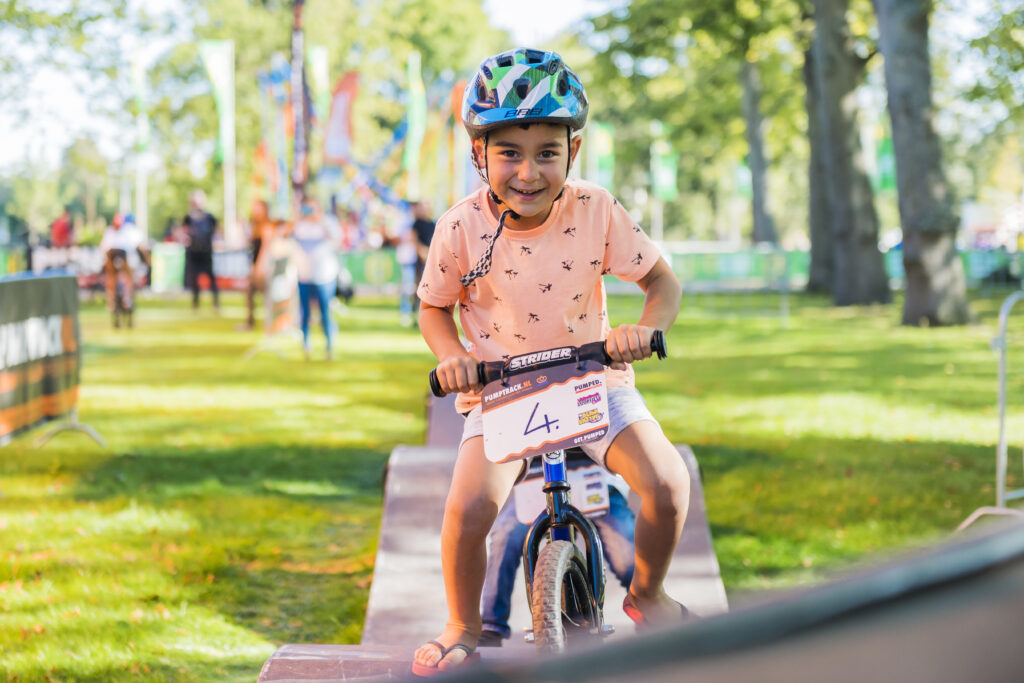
top-left (3, 289), bottom-right (1023, 681)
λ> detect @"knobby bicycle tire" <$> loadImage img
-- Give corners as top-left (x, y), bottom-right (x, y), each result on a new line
top-left (531, 540), bottom-right (594, 653)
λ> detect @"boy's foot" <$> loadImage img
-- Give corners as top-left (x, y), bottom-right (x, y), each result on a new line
top-left (622, 591), bottom-right (690, 629)
top-left (411, 639), bottom-right (480, 677)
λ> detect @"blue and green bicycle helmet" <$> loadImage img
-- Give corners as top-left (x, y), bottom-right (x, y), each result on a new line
top-left (462, 47), bottom-right (588, 140)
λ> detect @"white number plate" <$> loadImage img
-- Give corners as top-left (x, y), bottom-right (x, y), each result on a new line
top-left (481, 358), bottom-right (609, 464)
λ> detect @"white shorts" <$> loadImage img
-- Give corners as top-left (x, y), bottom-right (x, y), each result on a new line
top-left (459, 386), bottom-right (659, 469)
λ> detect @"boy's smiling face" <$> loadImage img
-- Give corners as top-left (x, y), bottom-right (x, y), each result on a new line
top-left (475, 123), bottom-right (581, 230)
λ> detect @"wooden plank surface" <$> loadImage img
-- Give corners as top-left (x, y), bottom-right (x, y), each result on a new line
top-left (259, 395), bottom-right (728, 681)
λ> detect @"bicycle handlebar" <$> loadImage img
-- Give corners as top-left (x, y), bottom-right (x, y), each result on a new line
top-left (429, 330), bottom-right (667, 398)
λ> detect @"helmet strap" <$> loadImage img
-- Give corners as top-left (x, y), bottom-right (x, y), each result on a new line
top-left (461, 207), bottom-right (515, 288)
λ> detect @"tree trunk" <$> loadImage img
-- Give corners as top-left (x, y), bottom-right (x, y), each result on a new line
top-left (811, 0), bottom-right (891, 305)
top-left (740, 58), bottom-right (777, 244)
top-left (804, 44), bottom-right (833, 293)
top-left (872, 0), bottom-right (970, 325)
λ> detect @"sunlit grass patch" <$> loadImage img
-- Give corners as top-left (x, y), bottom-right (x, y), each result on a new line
top-left (2, 294), bottom-right (426, 681)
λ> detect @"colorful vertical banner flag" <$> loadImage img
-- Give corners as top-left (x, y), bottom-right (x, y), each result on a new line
top-left (290, 23), bottom-right (311, 191)
top-left (198, 40), bottom-right (236, 167)
top-left (131, 57), bottom-right (149, 152)
top-left (650, 135), bottom-right (679, 202)
top-left (269, 53), bottom-right (292, 218)
top-left (199, 39), bottom-right (238, 244)
top-left (589, 122), bottom-right (615, 193)
top-left (131, 56), bottom-right (150, 237)
top-left (403, 51), bottom-right (427, 200)
top-left (735, 161), bottom-right (753, 199)
top-left (449, 79), bottom-right (470, 202)
top-left (875, 135), bottom-right (896, 192)
top-left (324, 71), bottom-right (359, 167)
top-left (256, 70), bottom-right (274, 201)
top-left (307, 44), bottom-right (330, 167)
top-left (307, 46), bottom-right (330, 122)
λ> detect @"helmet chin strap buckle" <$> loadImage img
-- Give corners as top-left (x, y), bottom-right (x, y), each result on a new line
top-left (488, 189), bottom-right (521, 221)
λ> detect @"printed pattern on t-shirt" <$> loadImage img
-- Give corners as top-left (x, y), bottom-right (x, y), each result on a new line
top-left (418, 179), bottom-right (659, 411)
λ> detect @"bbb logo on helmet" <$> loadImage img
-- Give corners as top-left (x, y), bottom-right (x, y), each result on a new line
top-left (504, 107), bottom-right (543, 119)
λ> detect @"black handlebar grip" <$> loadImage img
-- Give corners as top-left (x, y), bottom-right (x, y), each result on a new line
top-left (429, 369), bottom-right (446, 397)
top-left (651, 329), bottom-right (667, 360)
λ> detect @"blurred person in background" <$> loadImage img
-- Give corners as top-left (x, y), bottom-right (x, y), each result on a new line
top-left (49, 205), bottom-right (74, 269)
top-left (411, 199), bottom-right (435, 314)
top-left (100, 212), bottom-right (147, 328)
top-left (242, 199), bottom-right (277, 331)
top-left (397, 210), bottom-right (417, 327)
top-left (292, 195), bottom-right (341, 360)
top-left (182, 189), bottom-right (220, 312)
top-left (338, 207), bottom-right (361, 251)
top-left (395, 199), bottom-right (436, 327)
top-left (50, 206), bottom-right (73, 248)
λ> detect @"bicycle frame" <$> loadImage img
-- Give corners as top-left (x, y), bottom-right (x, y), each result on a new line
top-left (521, 448), bottom-right (606, 633)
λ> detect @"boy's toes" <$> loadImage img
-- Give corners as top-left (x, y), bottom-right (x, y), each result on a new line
top-left (437, 644), bottom-right (475, 670)
top-left (413, 639), bottom-right (444, 668)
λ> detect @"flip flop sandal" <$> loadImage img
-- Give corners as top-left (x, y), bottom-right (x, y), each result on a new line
top-left (622, 593), bottom-right (690, 629)
top-left (410, 640), bottom-right (480, 677)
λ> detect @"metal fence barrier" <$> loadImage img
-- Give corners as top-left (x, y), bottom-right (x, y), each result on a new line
top-left (960, 290), bottom-right (1024, 530)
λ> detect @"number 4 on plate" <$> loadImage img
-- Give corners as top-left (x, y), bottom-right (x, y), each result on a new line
top-left (523, 402), bottom-right (559, 436)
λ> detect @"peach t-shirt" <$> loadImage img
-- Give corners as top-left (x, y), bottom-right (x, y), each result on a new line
top-left (417, 179), bottom-right (660, 413)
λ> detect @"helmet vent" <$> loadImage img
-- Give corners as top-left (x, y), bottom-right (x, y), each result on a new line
top-left (546, 58), bottom-right (562, 75)
top-left (513, 78), bottom-right (531, 100)
top-left (497, 54), bottom-right (513, 68)
top-left (525, 49), bottom-right (544, 64)
top-left (475, 77), bottom-right (488, 103)
top-left (557, 71), bottom-right (569, 96)
top-left (482, 65), bottom-right (492, 80)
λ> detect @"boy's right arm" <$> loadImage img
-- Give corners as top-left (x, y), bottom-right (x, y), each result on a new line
top-left (419, 302), bottom-right (483, 395)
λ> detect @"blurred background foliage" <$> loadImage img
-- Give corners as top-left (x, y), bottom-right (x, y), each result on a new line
top-left (0, 0), bottom-right (1019, 244)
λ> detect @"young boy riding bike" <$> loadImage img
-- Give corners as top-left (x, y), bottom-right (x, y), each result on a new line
top-left (414, 47), bottom-right (690, 675)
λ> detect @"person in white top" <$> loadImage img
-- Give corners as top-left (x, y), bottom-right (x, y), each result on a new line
top-left (291, 196), bottom-right (341, 359)
top-left (100, 213), bottom-right (148, 328)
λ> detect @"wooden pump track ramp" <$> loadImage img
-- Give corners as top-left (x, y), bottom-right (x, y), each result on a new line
top-left (258, 394), bottom-right (728, 681)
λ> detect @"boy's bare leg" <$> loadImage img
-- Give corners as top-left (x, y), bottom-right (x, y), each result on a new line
top-left (605, 420), bottom-right (691, 623)
top-left (413, 436), bottom-right (522, 671)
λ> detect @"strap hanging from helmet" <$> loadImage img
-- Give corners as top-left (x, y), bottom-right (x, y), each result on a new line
top-left (461, 208), bottom-right (514, 288)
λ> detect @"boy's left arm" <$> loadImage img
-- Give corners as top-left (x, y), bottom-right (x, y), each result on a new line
top-left (605, 257), bottom-right (681, 370)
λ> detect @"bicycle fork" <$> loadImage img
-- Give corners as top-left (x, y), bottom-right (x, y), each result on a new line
top-left (522, 449), bottom-right (610, 636)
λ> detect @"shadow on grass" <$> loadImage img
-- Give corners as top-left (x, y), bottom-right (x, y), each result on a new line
top-left (73, 444), bottom-right (389, 504)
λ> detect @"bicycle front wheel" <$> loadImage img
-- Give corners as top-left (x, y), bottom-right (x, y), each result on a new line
top-left (531, 540), bottom-right (596, 653)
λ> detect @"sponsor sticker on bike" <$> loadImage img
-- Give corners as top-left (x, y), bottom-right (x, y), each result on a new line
top-left (513, 459), bottom-right (612, 523)
top-left (481, 350), bottom-right (610, 464)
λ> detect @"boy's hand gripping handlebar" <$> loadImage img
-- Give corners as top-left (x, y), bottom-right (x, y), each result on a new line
top-left (428, 330), bottom-right (667, 398)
